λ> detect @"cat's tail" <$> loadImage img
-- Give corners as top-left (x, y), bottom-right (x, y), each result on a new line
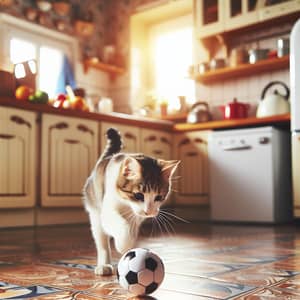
top-left (100, 128), bottom-right (122, 161)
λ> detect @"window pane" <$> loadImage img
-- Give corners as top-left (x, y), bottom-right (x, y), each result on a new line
top-left (39, 46), bottom-right (63, 98)
top-left (153, 27), bottom-right (194, 110)
top-left (10, 38), bottom-right (36, 64)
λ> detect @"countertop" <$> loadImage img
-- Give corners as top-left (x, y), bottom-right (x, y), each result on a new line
top-left (0, 97), bottom-right (291, 132)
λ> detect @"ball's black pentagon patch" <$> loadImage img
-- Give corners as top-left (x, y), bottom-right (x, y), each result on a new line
top-left (145, 257), bottom-right (157, 271)
top-left (125, 271), bottom-right (138, 284)
top-left (145, 282), bottom-right (158, 294)
top-left (124, 251), bottom-right (136, 260)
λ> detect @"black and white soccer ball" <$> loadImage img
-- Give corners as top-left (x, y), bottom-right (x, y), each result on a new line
top-left (117, 248), bottom-right (165, 296)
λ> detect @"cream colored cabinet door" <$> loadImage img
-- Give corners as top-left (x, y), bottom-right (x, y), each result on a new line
top-left (100, 122), bottom-right (140, 153)
top-left (41, 114), bottom-right (98, 207)
top-left (292, 132), bottom-right (300, 217)
top-left (140, 129), bottom-right (172, 160)
top-left (259, 0), bottom-right (300, 21)
top-left (0, 107), bottom-right (36, 208)
top-left (195, 0), bottom-right (225, 38)
top-left (224, 0), bottom-right (260, 31)
top-left (173, 131), bottom-right (210, 205)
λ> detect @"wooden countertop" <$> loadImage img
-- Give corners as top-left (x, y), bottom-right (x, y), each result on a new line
top-left (173, 113), bottom-right (291, 132)
top-left (0, 97), bottom-right (290, 132)
top-left (0, 97), bottom-right (174, 132)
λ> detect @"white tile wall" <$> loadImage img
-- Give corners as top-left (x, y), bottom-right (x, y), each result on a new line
top-left (195, 68), bottom-right (290, 119)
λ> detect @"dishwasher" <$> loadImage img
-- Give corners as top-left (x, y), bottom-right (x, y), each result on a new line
top-left (208, 126), bottom-right (292, 223)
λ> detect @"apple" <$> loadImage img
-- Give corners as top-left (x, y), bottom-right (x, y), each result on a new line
top-left (53, 93), bottom-right (67, 108)
top-left (70, 96), bottom-right (86, 111)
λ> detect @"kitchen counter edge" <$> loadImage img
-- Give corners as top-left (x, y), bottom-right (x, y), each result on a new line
top-left (0, 97), bottom-right (290, 132)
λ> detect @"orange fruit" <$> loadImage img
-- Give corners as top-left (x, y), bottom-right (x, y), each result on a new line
top-left (15, 85), bottom-right (33, 101)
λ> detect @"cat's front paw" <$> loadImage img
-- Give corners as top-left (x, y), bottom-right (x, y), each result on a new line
top-left (94, 264), bottom-right (114, 276)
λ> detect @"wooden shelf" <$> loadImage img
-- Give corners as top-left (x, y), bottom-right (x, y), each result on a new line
top-left (194, 55), bottom-right (289, 84)
top-left (83, 58), bottom-right (125, 78)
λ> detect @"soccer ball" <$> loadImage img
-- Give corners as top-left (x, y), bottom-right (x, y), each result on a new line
top-left (117, 248), bottom-right (165, 296)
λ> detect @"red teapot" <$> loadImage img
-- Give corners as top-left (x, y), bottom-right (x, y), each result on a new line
top-left (219, 98), bottom-right (250, 119)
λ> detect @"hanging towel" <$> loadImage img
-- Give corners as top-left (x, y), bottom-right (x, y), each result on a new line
top-left (55, 55), bottom-right (76, 94)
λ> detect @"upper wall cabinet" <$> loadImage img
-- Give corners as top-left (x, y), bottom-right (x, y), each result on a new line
top-left (259, 0), bottom-right (300, 21)
top-left (195, 0), bottom-right (300, 39)
top-left (41, 114), bottom-right (98, 207)
top-left (0, 107), bottom-right (37, 208)
top-left (195, 0), bottom-right (225, 38)
top-left (224, 0), bottom-right (259, 31)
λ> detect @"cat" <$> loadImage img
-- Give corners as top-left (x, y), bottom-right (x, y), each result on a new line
top-left (83, 128), bottom-right (179, 276)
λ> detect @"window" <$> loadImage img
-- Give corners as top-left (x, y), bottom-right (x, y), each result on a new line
top-left (149, 15), bottom-right (194, 110)
top-left (130, 11), bottom-right (194, 113)
top-left (0, 14), bottom-right (77, 98)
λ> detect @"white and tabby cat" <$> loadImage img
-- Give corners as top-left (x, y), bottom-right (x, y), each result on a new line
top-left (83, 128), bottom-right (179, 275)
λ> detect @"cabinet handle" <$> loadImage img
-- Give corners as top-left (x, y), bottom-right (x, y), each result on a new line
top-left (50, 122), bottom-right (69, 130)
top-left (153, 150), bottom-right (163, 155)
top-left (124, 132), bottom-right (136, 140)
top-left (186, 151), bottom-right (198, 157)
top-left (179, 138), bottom-right (190, 146)
top-left (64, 139), bottom-right (79, 144)
top-left (0, 134), bottom-right (15, 140)
top-left (160, 137), bottom-right (170, 145)
top-left (77, 124), bottom-right (94, 135)
top-left (145, 135), bottom-right (156, 142)
top-left (10, 115), bottom-right (31, 128)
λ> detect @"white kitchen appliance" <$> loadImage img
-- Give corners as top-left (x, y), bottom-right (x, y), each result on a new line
top-left (290, 20), bottom-right (300, 217)
top-left (209, 127), bottom-right (292, 223)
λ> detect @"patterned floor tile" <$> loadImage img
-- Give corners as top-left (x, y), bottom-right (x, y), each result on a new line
top-left (160, 273), bottom-right (255, 299)
top-left (0, 281), bottom-right (60, 299)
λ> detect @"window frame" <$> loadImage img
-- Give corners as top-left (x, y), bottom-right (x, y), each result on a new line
top-left (0, 13), bottom-right (78, 88)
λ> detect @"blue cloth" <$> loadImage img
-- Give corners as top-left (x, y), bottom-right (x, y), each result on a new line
top-left (55, 55), bottom-right (76, 94)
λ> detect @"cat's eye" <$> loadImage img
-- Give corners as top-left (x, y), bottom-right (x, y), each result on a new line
top-left (154, 195), bottom-right (163, 202)
top-left (133, 192), bottom-right (144, 202)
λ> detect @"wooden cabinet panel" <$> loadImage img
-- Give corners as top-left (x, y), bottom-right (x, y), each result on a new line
top-left (195, 0), bottom-right (225, 38)
top-left (140, 129), bottom-right (172, 160)
top-left (224, 0), bottom-right (259, 31)
top-left (174, 131), bottom-right (210, 205)
top-left (0, 107), bottom-right (36, 208)
top-left (100, 122), bottom-right (140, 153)
top-left (41, 114), bottom-right (98, 207)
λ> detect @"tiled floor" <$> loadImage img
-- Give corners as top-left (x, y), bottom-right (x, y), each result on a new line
top-left (1, 221), bottom-right (300, 299)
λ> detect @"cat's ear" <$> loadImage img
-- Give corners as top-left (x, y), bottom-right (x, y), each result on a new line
top-left (159, 160), bottom-right (180, 181)
top-left (121, 157), bottom-right (141, 180)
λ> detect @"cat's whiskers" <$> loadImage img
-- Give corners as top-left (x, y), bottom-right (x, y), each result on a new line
top-left (160, 209), bottom-right (190, 223)
top-left (157, 213), bottom-right (175, 236)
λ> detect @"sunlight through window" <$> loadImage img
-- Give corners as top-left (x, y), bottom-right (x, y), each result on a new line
top-left (40, 46), bottom-right (63, 98)
top-left (151, 20), bottom-right (194, 111)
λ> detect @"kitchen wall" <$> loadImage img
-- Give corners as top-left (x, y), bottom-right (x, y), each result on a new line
top-left (0, 0), bottom-right (292, 116)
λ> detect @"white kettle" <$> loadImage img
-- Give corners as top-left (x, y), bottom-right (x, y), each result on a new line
top-left (256, 81), bottom-right (290, 117)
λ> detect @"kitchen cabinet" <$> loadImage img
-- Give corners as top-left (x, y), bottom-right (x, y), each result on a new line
top-left (140, 129), bottom-right (172, 160)
top-left (173, 131), bottom-right (210, 205)
top-left (41, 114), bottom-right (98, 207)
top-left (100, 122), bottom-right (140, 153)
top-left (224, 0), bottom-right (260, 31)
top-left (259, 0), bottom-right (300, 21)
top-left (0, 107), bottom-right (37, 208)
top-left (195, 0), bottom-right (225, 38)
top-left (292, 133), bottom-right (300, 217)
